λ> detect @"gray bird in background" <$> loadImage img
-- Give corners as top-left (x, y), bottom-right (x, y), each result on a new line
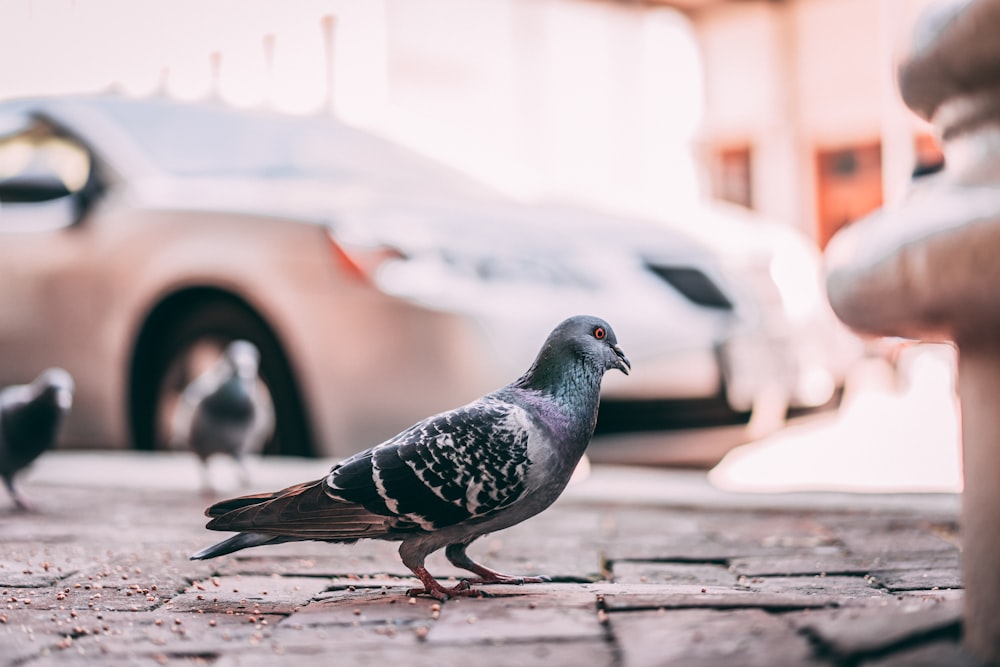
top-left (0, 368), bottom-right (74, 511)
top-left (191, 315), bottom-right (630, 600)
top-left (171, 340), bottom-right (275, 493)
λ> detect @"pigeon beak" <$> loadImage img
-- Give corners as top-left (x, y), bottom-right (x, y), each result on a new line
top-left (611, 344), bottom-right (631, 376)
top-left (55, 387), bottom-right (73, 411)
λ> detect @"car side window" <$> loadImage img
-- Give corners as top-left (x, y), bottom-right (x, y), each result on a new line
top-left (0, 115), bottom-right (91, 233)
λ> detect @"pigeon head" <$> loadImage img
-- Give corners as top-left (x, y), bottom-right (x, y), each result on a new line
top-left (32, 368), bottom-right (75, 412)
top-left (224, 341), bottom-right (261, 381)
top-left (517, 315), bottom-right (630, 397)
top-left (551, 315), bottom-right (630, 376)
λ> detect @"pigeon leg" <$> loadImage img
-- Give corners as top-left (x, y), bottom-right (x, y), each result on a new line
top-left (403, 565), bottom-right (489, 601)
top-left (3, 476), bottom-right (33, 512)
top-left (399, 543), bottom-right (489, 600)
top-left (235, 455), bottom-right (251, 488)
top-left (199, 460), bottom-right (216, 498)
top-left (445, 543), bottom-right (550, 586)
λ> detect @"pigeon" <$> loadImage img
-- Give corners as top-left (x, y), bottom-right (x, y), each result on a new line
top-left (170, 340), bottom-right (274, 492)
top-left (0, 368), bottom-right (75, 511)
top-left (191, 315), bottom-right (630, 600)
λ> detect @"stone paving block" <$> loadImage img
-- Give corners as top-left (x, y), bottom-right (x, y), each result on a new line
top-left (2, 583), bottom-right (168, 612)
top-left (2, 487), bottom-right (208, 542)
top-left (74, 545), bottom-right (217, 579)
top-left (164, 575), bottom-right (332, 614)
top-left (427, 598), bottom-right (602, 644)
top-left (742, 574), bottom-right (887, 603)
top-left (55, 550), bottom-right (218, 604)
top-left (0, 512), bottom-right (82, 545)
top-left (216, 537), bottom-right (603, 583)
top-left (323, 574), bottom-right (426, 593)
top-left (443, 534), bottom-right (605, 582)
top-left (0, 563), bottom-right (70, 589)
top-left (16, 653), bottom-right (213, 667)
top-left (215, 552), bottom-right (408, 578)
top-left (502, 504), bottom-right (609, 539)
top-left (286, 586), bottom-right (440, 628)
top-left (442, 581), bottom-right (600, 609)
top-left (271, 618), bottom-right (431, 648)
top-left (0, 608), bottom-right (230, 665)
top-left (104, 609), bottom-right (283, 647)
top-left (0, 526), bottom-right (82, 545)
top-left (599, 508), bottom-right (845, 562)
top-left (894, 588), bottom-right (964, 604)
top-left (699, 513), bottom-right (839, 549)
top-left (0, 608), bottom-right (83, 667)
top-left (10, 609), bottom-right (284, 665)
top-left (833, 521), bottom-right (958, 556)
top-left (600, 533), bottom-right (829, 562)
top-left (598, 506), bottom-right (718, 538)
top-left (71, 610), bottom-right (276, 651)
top-left (0, 545), bottom-right (103, 589)
top-left (608, 607), bottom-right (824, 667)
top-left (427, 600), bottom-right (604, 643)
top-left (212, 540), bottom-right (409, 578)
top-left (210, 638), bottom-right (617, 667)
top-left (792, 596), bottom-right (962, 657)
top-left (594, 510), bottom-right (733, 561)
top-left (858, 639), bottom-right (979, 667)
top-left (729, 551), bottom-right (960, 577)
top-left (593, 583), bottom-right (837, 612)
top-left (866, 567), bottom-right (963, 592)
top-left (610, 561), bottom-right (737, 586)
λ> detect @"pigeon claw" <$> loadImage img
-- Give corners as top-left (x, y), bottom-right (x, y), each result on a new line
top-left (405, 581), bottom-right (491, 601)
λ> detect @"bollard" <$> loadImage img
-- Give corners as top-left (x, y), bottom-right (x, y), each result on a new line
top-left (825, 0), bottom-right (1000, 663)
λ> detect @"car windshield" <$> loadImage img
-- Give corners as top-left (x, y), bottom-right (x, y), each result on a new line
top-left (87, 97), bottom-right (492, 194)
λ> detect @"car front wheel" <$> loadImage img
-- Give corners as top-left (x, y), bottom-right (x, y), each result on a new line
top-left (131, 297), bottom-right (314, 458)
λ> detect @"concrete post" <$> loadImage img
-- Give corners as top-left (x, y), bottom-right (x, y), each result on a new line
top-left (824, 1), bottom-right (1000, 663)
top-left (958, 343), bottom-right (1000, 661)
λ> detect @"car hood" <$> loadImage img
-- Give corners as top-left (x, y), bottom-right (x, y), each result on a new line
top-left (128, 174), bottom-right (720, 261)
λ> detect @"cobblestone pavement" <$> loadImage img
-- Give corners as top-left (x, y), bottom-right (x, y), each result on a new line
top-left (0, 452), bottom-right (974, 666)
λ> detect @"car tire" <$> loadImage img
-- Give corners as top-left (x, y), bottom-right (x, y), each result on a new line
top-left (132, 298), bottom-right (314, 457)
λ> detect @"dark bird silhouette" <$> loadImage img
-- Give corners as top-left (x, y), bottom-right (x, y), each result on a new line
top-left (191, 315), bottom-right (629, 599)
top-left (0, 368), bottom-right (74, 510)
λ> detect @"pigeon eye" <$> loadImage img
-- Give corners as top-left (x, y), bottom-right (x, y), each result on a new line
top-left (593, 326), bottom-right (606, 340)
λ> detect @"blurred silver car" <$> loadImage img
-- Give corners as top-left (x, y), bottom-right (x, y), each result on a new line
top-left (0, 95), bottom-right (859, 459)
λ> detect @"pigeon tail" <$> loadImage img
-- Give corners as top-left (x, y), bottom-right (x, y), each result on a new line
top-left (189, 532), bottom-right (282, 560)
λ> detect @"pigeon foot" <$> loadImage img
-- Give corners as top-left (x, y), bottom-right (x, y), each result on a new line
top-left (407, 566), bottom-right (493, 600)
top-left (443, 544), bottom-right (552, 586)
top-left (405, 581), bottom-right (492, 601)
top-left (4, 480), bottom-right (36, 513)
top-left (11, 497), bottom-right (37, 513)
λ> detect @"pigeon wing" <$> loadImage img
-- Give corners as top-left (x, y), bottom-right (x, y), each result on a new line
top-left (327, 397), bottom-right (533, 531)
top-left (203, 398), bottom-right (533, 540)
top-left (204, 479), bottom-right (393, 541)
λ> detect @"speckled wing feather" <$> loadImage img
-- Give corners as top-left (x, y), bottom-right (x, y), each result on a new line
top-left (327, 396), bottom-right (533, 531)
